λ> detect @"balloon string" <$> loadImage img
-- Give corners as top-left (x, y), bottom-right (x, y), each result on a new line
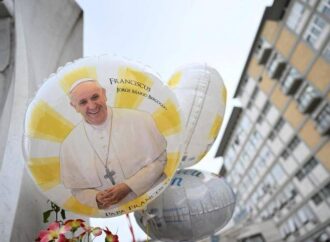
top-left (126, 214), bottom-right (136, 242)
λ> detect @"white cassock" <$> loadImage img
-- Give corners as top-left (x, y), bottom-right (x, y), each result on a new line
top-left (60, 108), bottom-right (167, 208)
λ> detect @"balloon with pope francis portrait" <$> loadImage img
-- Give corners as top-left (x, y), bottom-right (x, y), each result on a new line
top-left (23, 55), bottom-right (183, 218)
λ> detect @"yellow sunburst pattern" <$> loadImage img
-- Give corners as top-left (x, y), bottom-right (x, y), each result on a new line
top-left (63, 196), bottom-right (99, 216)
top-left (164, 152), bottom-right (181, 177)
top-left (28, 157), bottom-right (60, 191)
top-left (222, 86), bottom-right (227, 104)
top-left (152, 100), bottom-right (181, 137)
top-left (114, 67), bottom-right (154, 109)
top-left (60, 66), bottom-right (97, 93)
top-left (167, 71), bottom-right (182, 88)
top-left (27, 100), bottom-right (74, 142)
top-left (208, 114), bottom-right (223, 140)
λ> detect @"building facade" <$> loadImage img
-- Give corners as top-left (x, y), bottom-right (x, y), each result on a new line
top-left (216, 0), bottom-right (330, 241)
top-left (0, 1), bottom-right (83, 241)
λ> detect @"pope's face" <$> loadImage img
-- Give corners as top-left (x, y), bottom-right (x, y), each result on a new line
top-left (70, 82), bottom-right (108, 125)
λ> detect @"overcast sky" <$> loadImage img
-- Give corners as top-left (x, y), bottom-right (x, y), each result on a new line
top-left (76, 0), bottom-right (273, 241)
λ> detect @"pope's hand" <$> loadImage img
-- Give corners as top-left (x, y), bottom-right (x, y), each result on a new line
top-left (96, 183), bottom-right (132, 209)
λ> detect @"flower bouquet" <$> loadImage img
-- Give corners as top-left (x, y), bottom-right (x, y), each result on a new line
top-left (36, 202), bottom-right (119, 242)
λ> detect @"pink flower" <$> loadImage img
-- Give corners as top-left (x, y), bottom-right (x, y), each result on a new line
top-left (64, 219), bottom-right (86, 233)
top-left (77, 225), bottom-right (103, 239)
top-left (36, 222), bottom-right (70, 242)
top-left (36, 218), bottom-right (119, 242)
top-left (104, 227), bottom-right (119, 242)
top-left (91, 227), bottom-right (102, 237)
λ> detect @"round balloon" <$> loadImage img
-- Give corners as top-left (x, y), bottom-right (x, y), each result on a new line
top-left (167, 64), bottom-right (226, 168)
top-left (134, 169), bottom-right (236, 241)
top-left (23, 55), bottom-right (183, 217)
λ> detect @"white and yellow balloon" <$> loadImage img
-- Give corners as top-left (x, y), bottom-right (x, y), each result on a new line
top-left (23, 55), bottom-right (183, 218)
top-left (167, 64), bottom-right (226, 168)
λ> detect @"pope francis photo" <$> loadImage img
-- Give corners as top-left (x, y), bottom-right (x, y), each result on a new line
top-left (60, 79), bottom-right (167, 209)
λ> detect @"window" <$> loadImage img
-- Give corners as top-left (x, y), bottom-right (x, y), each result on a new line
top-left (225, 147), bottom-right (236, 166)
top-left (298, 205), bottom-right (317, 223)
top-left (259, 145), bottom-right (273, 165)
top-left (296, 157), bottom-right (319, 180)
top-left (255, 38), bottom-right (272, 65)
top-left (286, 2), bottom-right (311, 34)
top-left (296, 170), bottom-right (305, 181)
top-left (288, 136), bottom-right (301, 151)
top-left (268, 118), bottom-right (285, 141)
top-left (281, 149), bottom-right (290, 160)
top-left (314, 103), bottom-right (330, 135)
top-left (306, 206), bottom-right (317, 223)
top-left (262, 101), bottom-right (271, 115)
top-left (316, 232), bottom-right (330, 242)
top-left (297, 207), bottom-right (309, 224)
top-left (257, 115), bottom-right (264, 124)
top-left (277, 193), bottom-right (288, 209)
top-left (249, 167), bottom-right (258, 180)
top-left (323, 40), bottom-right (330, 61)
top-left (263, 174), bottom-right (276, 194)
top-left (284, 183), bottom-right (298, 200)
top-left (317, 0), bottom-right (330, 18)
top-left (297, 84), bottom-right (322, 113)
top-left (241, 234), bottom-right (266, 242)
top-left (241, 150), bottom-right (250, 168)
top-left (293, 213), bottom-right (303, 228)
top-left (312, 193), bottom-right (323, 205)
top-left (303, 156), bottom-right (318, 172)
top-left (311, 183), bottom-right (330, 206)
top-left (247, 100), bottom-right (253, 109)
top-left (287, 217), bottom-right (298, 233)
top-left (250, 86), bottom-right (259, 102)
top-left (272, 164), bottom-right (286, 181)
top-left (268, 131), bottom-right (276, 141)
top-left (281, 136), bottom-right (301, 161)
top-left (301, 0), bottom-right (318, 7)
top-left (255, 156), bottom-right (266, 174)
top-left (274, 118), bottom-right (285, 133)
top-left (304, 14), bottom-right (330, 50)
top-left (320, 181), bottom-right (330, 198)
top-left (245, 141), bottom-right (256, 158)
top-left (236, 159), bottom-right (245, 178)
top-left (267, 53), bottom-right (286, 79)
top-left (280, 67), bottom-right (303, 95)
top-left (241, 115), bottom-right (252, 130)
top-left (250, 130), bottom-right (262, 148)
top-left (237, 76), bottom-right (249, 97)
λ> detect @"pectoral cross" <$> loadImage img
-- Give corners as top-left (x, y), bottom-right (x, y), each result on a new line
top-left (104, 167), bottom-right (116, 185)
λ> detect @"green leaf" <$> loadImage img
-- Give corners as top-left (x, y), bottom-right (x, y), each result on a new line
top-left (60, 209), bottom-right (66, 220)
top-left (43, 209), bottom-right (53, 223)
top-left (51, 202), bottom-right (60, 213)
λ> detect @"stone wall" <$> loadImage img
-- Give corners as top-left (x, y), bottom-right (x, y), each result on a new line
top-left (0, 0), bottom-right (83, 241)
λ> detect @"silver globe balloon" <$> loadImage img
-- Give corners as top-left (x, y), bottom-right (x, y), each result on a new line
top-left (134, 169), bottom-right (236, 242)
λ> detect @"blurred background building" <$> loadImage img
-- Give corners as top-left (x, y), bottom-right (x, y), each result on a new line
top-left (0, 0), bottom-right (83, 241)
top-left (215, 0), bottom-right (330, 241)
top-left (1, 0), bottom-right (329, 241)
